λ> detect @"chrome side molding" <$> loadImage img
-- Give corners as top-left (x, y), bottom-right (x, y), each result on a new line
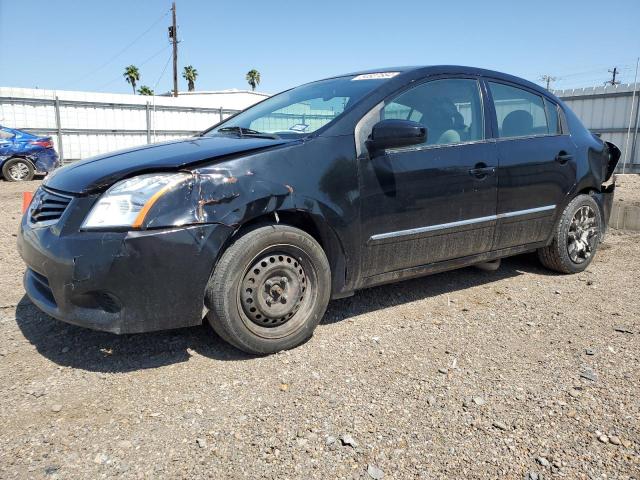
top-left (370, 205), bottom-right (556, 242)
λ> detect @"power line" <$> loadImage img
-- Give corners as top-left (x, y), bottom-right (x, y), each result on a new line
top-left (539, 75), bottom-right (557, 90)
top-left (519, 57), bottom-right (638, 79)
top-left (150, 52), bottom-right (175, 141)
top-left (153, 52), bottom-right (174, 91)
top-left (522, 58), bottom-right (639, 89)
top-left (605, 67), bottom-right (621, 86)
top-left (67, 9), bottom-right (170, 87)
top-left (95, 44), bottom-right (171, 91)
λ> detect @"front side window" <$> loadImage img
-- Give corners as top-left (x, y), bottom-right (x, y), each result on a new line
top-left (488, 82), bottom-right (549, 138)
top-left (204, 74), bottom-right (396, 139)
top-left (382, 78), bottom-right (484, 146)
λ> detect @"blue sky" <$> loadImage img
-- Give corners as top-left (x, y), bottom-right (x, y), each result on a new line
top-left (1, 0), bottom-right (639, 94)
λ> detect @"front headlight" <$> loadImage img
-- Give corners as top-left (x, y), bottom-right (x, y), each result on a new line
top-left (82, 173), bottom-right (190, 229)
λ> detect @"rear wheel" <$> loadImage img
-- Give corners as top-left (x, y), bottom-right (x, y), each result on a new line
top-left (205, 224), bottom-right (331, 354)
top-left (538, 194), bottom-right (602, 274)
top-left (2, 158), bottom-right (34, 182)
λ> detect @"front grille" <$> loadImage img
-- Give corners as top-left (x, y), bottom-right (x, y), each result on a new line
top-left (29, 187), bottom-right (72, 225)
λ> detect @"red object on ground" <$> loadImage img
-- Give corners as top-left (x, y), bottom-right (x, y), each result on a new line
top-left (22, 191), bottom-right (34, 214)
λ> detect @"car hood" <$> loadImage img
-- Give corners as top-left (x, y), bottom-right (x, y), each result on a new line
top-left (44, 135), bottom-right (290, 194)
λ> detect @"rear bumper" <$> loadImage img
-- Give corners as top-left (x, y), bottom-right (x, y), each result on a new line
top-left (18, 216), bottom-right (233, 334)
top-left (34, 149), bottom-right (60, 174)
top-left (594, 183), bottom-right (615, 236)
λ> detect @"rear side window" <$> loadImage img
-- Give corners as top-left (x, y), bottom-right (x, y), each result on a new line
top-left (488, 82), bottom-right (548, 138)
top-left (544, 98), bottom-right (561, 134)
top-left (382, 78), bottom-right (484, 146)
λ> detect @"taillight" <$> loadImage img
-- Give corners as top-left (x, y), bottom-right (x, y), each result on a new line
top-left (30, 139), bottom-right (53, 149)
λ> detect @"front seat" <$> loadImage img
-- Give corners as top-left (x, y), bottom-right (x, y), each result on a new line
top-left (502, 110), bottom-right (533, 137)
top-left (419, 97), bottom-right (461, 145)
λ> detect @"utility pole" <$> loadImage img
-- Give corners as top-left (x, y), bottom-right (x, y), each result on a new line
top-left (605, 67), bottom-right (620, 86)
top-left (170, 2), bottom-right (178, 97)
top-left (540, 75), bottom-right (557, 90)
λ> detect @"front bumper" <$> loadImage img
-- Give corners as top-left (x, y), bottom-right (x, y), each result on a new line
top-left (18, 203), bottom-right (234, 334)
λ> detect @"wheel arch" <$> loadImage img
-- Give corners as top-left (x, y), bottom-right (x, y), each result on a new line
top-left (226, 209), bottom-right (349, 298)
top-left (3, 155), bottom-right (36, 168)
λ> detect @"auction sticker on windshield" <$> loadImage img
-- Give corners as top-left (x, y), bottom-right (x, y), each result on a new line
top-left (351, 72), bottom-right (399, 81)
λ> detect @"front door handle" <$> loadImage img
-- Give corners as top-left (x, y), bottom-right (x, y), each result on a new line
top-left (468, 163), bottom-right (496, 179)
top-left (555, 151), bottom-right (573, 164)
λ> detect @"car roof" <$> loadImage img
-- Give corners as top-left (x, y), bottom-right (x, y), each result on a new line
top-left (323, 65), bottom-right (553, 100)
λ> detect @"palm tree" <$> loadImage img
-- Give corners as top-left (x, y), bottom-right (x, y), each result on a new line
top-left (246, 69), bottom-right (261, 91)
top-left (137, 85), bottom-right (154, 96)
top-left (123, 65), bottom-right (140, 94)
top-left (182, 65), bottom-right (198, 92)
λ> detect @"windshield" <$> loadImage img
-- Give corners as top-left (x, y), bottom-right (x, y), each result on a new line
top-left (203, 74), bottom-right (397, 139)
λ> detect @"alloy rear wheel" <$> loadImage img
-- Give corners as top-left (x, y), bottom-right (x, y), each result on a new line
top-left (538, 194), bottom-right (602, 274)
top-left (567, 205), bottom-right (598, 264)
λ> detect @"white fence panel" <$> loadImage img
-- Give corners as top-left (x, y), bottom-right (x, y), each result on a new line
top-left (0, 87), bottom-right (264, 162)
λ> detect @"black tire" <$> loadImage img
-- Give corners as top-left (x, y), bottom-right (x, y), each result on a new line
top-left (205, 224), bottom-right (331, 354)
top-left (538, 194), bottom-right (602, 274)
top-left (2, 158), bottom-right (34, 182)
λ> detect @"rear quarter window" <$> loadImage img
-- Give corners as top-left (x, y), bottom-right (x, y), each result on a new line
top-left (0, 129), bottom-right (15, 140)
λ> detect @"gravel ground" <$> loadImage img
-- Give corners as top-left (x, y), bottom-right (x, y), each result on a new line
top-left (0, 179), bottom-right (638, 479)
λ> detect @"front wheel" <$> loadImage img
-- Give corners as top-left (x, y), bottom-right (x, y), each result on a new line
top-left (205, 224), bottom-right (331, 354)
top-left (538, 194), bottom-right (602, 274)
top-left (2, 158), bottom-right (34, 182)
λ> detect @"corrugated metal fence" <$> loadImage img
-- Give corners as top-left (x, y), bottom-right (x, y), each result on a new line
top-left (555, 83), bottom-right (640, 173)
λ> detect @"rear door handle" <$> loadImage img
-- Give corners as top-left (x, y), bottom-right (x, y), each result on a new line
top-left (555, 151), bottom-right (573, 164)
top-left (468, 163), bottom-right (496, 179)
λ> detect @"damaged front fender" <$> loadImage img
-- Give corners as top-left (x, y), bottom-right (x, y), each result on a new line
top-left (141, 168), bottom-right (310, 230)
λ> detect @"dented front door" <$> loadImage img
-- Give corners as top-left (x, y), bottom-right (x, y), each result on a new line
top-left (359, 141), bottom-right (498, 278)
top-left (358, 77), bottom-right (499, 278)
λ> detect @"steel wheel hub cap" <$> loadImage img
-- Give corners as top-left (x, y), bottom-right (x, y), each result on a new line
top-left (240, 253), bottom-right (307, 327)
top-left (9, 162), bottom-right (29, 180)
top-left (567, 205), bottom-right (598, 264)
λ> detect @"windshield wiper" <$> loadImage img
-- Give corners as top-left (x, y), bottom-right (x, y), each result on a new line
top-left (217, 126), bottom-right (279, 139)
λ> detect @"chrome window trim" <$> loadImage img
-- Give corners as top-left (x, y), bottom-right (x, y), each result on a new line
top-left (369, 205), bottom-right (555, 242)
top-left (494, 132), bottom-right (569, 142)
top-left (385, 137), bottom-right (494, 154)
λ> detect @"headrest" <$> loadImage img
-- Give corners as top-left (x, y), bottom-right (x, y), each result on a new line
top-left (502, 110), bottom-right (533, 137)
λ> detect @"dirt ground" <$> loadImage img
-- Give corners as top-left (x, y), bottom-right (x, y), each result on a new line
top-left (614, 174), bottom-right (640, 207)
top-left (0, 179), bottom-right (638, 479)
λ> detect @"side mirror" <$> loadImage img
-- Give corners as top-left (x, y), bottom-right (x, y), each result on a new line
top-left (366, 119), bottom-right (426, 154)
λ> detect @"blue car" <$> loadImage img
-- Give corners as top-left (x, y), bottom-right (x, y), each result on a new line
top-left (0, 125), bottom-right (60, 181)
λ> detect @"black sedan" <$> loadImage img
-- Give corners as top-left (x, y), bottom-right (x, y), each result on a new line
top-left (18, 66), bottom-right (620, 354)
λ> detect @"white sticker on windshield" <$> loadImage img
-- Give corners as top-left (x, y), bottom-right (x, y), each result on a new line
top-left (289, 124), bottom-right (309, 132)
top-left (351, 72), bottom-right (399, 81)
